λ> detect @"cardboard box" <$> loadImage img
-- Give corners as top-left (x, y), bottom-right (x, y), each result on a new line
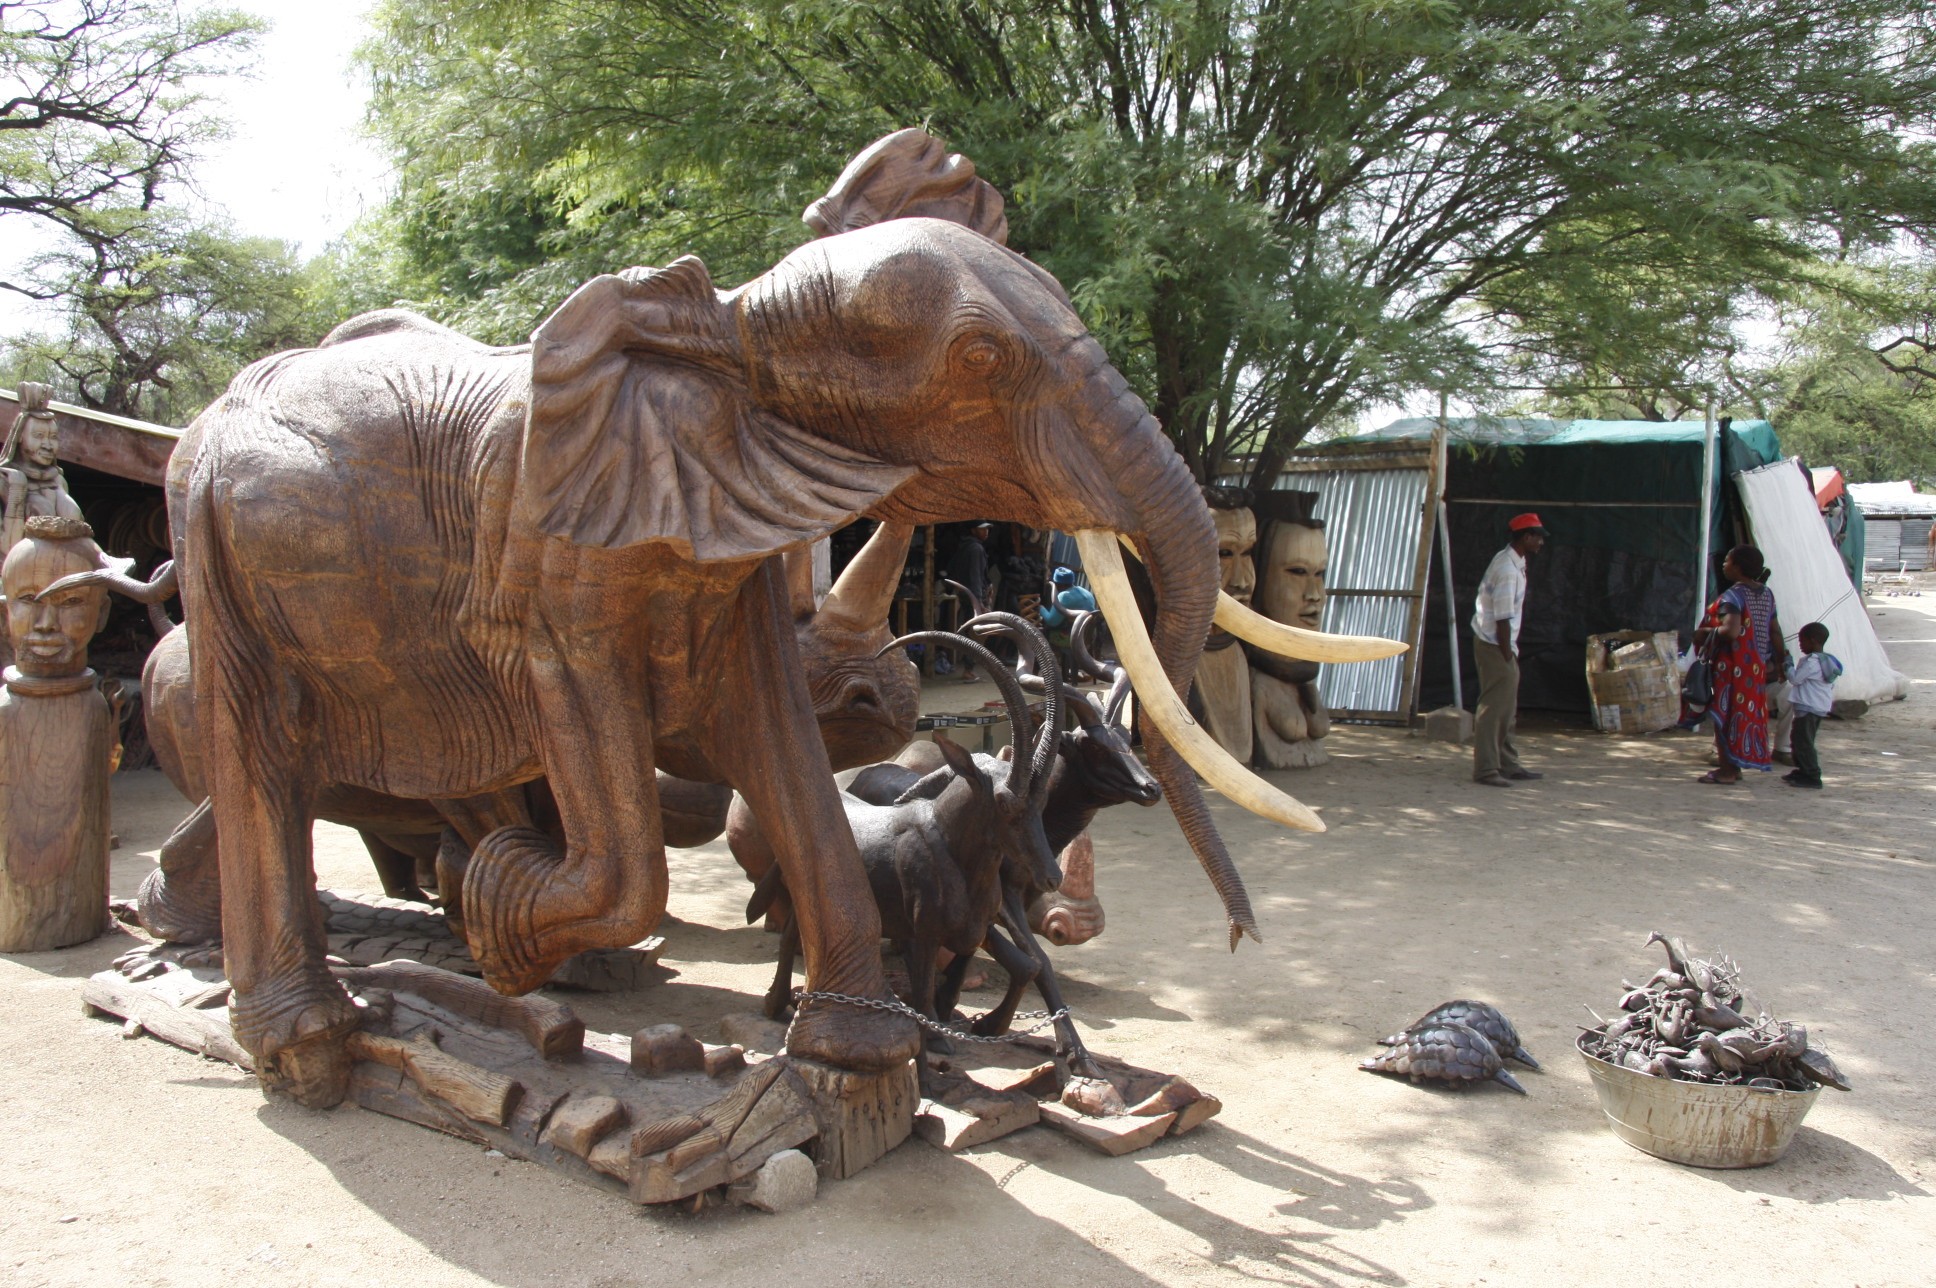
top-left (1585, 630), bottom-right (1682, 734)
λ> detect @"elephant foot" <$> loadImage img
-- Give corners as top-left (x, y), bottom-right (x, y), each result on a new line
top-left (230, 973), bottom-right (360, 1109)
top-left (136, 865), bottom-right (223, 946)
top-left (785, 994), bottom-right (920, 1073)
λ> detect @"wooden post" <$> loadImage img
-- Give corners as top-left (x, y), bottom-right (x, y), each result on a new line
top-left (0, 516), bottom-right (115, 952)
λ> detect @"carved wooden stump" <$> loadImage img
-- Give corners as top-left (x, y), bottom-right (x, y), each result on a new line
top-left (790, 1056), bottom-right (918, 1180)
top-left (0, 670), bottom-right (111, 951)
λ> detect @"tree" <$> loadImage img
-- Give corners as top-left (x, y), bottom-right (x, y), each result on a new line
top-left (1, 0), bottom-right (258, 235)
top-left (357, 1), bottom-right (1936, 486)
top-left (1, 212), bottom-right (318, 421)
top-left (1741, 264), bottom-right (1936, 483)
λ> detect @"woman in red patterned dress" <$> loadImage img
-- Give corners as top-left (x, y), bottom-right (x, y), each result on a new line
top-left (1688, 545), bottom-right (1787, 784)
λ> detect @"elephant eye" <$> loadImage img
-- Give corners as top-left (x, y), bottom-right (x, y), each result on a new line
top-left (956, 337), bottom-right (1004, 373)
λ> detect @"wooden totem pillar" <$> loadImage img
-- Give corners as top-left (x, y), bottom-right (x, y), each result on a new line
top-left (0, 516), bottom-right (114, 951)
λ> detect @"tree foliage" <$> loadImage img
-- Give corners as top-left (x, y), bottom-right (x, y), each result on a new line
top-left (1, 211), bottom-right (319, 420)
top-left (358, 1), bottom-right (1936, 485)
top-left (1, 0), bottom-right (256, 232)
top-left (0, 1), bottom-right (306, 422)
top-left (1740, 264), bottom-right (1936, 484)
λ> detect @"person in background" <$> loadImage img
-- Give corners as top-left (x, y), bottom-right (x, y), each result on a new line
top-left (1783, 622), bottom-right (1841, 790)
top-left (1471, 513), bottom-right (1547, 787)
top-left (1688, 543), bottom-right (1787, 784)
top-left (944, 520), bottom-right (994, 680)
top-left (1039, 565), bottom-right (1098, 680)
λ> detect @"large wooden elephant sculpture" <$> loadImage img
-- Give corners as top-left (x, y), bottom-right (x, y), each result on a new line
top-left (162, 129), bottom-right (1398, 1106)
top-left (130, 519), bottom-right (920, 941)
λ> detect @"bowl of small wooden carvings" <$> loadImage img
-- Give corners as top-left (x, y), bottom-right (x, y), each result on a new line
top-left (1578, 933), bottom-right (1850, 1169)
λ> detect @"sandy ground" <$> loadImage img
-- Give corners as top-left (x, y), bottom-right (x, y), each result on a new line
top-left (3, 590), bottom-right (1933, 1288)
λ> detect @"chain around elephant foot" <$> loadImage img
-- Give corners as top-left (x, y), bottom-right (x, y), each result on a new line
top-left (784, 991), bottom-right (921, 1072)
top-left (229, 972), bottom-right (360, 1108)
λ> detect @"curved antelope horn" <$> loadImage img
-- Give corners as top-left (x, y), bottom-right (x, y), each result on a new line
top-left (882, 630), bottom-right (1038, 802)
top-left (1076, 532), bottom-right (1324, 833)
top-left (817, 521), bottom-right (913, 631)
top-left (1114, 534), bottom-right (1405, 663)
top-left (964, 611), bottom-right (1060, 810)
top-left (942, 577), bottom-right (985, 618)
top-left (1067, 610), bottom-right (1119, 682)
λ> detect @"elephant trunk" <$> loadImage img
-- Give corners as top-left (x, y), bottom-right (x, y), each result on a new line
top-left (1082, 391), bottom-right (1261, 947)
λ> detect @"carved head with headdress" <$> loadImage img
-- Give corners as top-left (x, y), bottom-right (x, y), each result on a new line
top-left (2, 515), bottom-right (115, 678)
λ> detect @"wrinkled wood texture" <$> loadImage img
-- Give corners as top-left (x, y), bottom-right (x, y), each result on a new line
top-left (0, 681), bottom-right (111, 951)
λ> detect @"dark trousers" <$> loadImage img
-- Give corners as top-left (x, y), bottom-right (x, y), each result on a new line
top-left (1791, 713), bottom-right (1823, 785)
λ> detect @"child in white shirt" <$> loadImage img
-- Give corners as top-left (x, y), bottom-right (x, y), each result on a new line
top-left (1783, 622), bottom-right (1842, 790)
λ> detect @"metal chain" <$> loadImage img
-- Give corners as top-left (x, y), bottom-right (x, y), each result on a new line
top-left (784, 988), bottom-right (1070, 1046)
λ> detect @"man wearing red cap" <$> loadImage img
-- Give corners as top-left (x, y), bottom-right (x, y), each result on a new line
top-left (1471, 512), bottom-right (1547, 786)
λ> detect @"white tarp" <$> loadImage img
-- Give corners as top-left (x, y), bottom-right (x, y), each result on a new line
top-left (1736, 460), bottom-right (1909, 703)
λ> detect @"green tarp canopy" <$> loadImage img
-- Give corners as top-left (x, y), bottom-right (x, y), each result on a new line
top-left (1349, 417), bottom-right (1785, 713)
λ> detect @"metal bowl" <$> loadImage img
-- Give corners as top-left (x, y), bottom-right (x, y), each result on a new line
top-left (1577, 1032), bottom-right (1820, 1168)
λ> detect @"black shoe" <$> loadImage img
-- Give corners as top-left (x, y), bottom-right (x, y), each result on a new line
top-left (1506, 769), bottom-right (1543, 781)
top-left (1474, 772), bottom-right (1512, 787)
top-left (1782, 776), bottom-right (1823, 789)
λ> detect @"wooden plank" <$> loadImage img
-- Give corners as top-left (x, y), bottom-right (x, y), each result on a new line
top-left (1037, 1101), bottom-right (1177, 1155)
top-left (81, 971), bottom-right (250, 1066)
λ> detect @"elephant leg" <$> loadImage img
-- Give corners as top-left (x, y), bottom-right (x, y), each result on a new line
top-left (430, 791), bottom-right (533, 936)
top-left (136, 798), bottom-right (225, 944)
top-left (708, 561), bottom-right (918, 1073)
top-left (459, 618), bottom-right (668, 995)
top-left (361, 831), bottom-right (431, 903)
top-left (200, 678), bottom-right (355, 1107)
top-left (970, 926), bottom-right (1039, 1037)
top-left (1000, 890), bottom-right (1102, 1080)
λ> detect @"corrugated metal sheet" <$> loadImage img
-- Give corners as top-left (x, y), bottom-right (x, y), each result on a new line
top-left (1867, 518), bottom-right (1931, 572)
top-left (1292, 467), bottom-right (1429, 714)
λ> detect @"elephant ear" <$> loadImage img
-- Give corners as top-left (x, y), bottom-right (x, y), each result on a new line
top-left (524, 256), bottom-right (914, 561)
top-left (803, 129), bottom-right (1008, 244)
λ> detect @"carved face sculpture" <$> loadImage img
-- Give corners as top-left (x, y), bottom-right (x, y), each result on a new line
top-left (3, 525), bottom-right (109, 677)
top-left (1212, 507), bottom-right (1258, 606)
top-left (18, 413), bottom-right (60, 469)
top-left (1258, 521), bottom-right (1327, 630)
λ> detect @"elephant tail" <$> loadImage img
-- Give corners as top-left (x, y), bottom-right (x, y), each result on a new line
top-left (745, 862), bottom-right (789, 925)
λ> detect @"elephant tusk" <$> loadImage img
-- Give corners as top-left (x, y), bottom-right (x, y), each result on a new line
top-left (1074, 531), bottom-right (1325, 834)
top-left (1114, 534), bottom-right (1407, 663)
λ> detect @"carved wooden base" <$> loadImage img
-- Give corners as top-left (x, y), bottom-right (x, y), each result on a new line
top-left (83, 950), bottom-right (846, 1207)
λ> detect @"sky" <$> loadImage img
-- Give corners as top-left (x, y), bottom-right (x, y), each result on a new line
top-left (0, 1), bottom-right (391, 330)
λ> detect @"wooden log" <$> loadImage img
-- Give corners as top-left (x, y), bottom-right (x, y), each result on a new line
top-left (792, 1057), bottom-right (916, 1180)
top-left (629, 1061), bottom-right (816, 1204)
top-left (630, 1024), bottom-right (704, 1075)
top-left (702, 1043), bottom-right (746, 1077)
top-left (542, 1094), bottom-right (629, 1159)
top-left (334, 960), bottom-right (583, 1057)
top-left (80, 970), bottom-right (251, 1066)
top-left (0, 679), bottom-right (111, 951)
top-left (1169, 1093), bottom-right (1222, 1136)
top-left (345, 1030), bottom-right (522, 1127)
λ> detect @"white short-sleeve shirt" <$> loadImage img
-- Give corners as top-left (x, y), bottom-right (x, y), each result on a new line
top-left (1471, 546), bottom-right (1528, 648)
